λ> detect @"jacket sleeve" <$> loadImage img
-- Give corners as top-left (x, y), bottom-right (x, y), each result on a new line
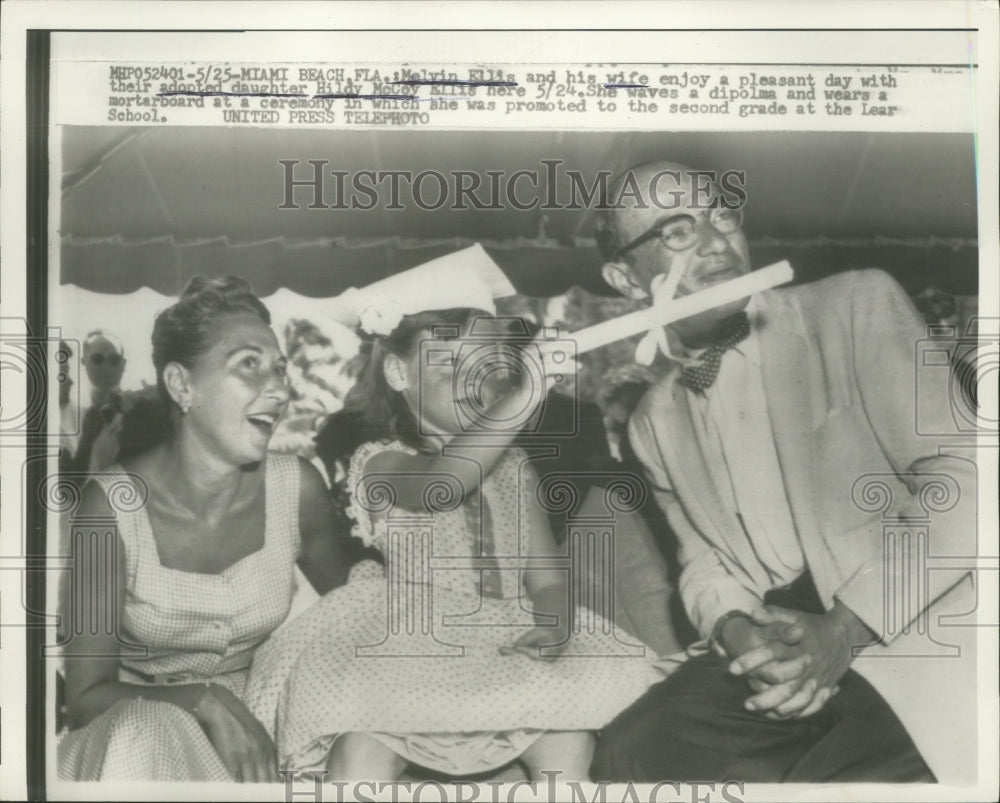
top-left (627, 408), bottom-right (762, 639)
top-left (833, 270), bottom-right (977, 642)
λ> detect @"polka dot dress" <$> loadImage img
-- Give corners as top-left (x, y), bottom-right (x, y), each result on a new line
top-left (244, 442), bottom-right (665, 776)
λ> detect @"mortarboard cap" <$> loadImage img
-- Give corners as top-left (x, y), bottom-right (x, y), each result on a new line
top-left (326, 243), bottom-right (516, 336)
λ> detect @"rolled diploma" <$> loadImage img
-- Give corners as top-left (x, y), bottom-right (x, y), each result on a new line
top-left (571, 260), bottom-right (793, 354)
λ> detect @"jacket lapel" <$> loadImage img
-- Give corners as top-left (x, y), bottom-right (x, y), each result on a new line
top-left (756, 291), bottom-right (827, 594)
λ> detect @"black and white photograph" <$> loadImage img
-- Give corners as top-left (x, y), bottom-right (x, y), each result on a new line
top-left (0, 3), bottom-right (997, 801)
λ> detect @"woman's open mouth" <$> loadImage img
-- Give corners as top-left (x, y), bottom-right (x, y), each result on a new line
top-left (246, 411), bottom-right (278, 434)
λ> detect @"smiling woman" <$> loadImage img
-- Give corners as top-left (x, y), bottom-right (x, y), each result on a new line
top-left (57, 277), bottom-right (354, 782)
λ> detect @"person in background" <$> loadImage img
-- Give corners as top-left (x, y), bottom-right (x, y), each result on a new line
top-left (58, 277), bottom-right (352, 782)
top-left (70, 330), bottom-right (128, 474)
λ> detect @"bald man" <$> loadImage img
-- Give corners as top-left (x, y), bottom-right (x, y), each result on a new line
top-left (588, 163), bottom-right (977, 782)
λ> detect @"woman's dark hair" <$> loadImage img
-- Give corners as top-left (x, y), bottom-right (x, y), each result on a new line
top-left (342, 308), bottom-right (480, 451)
top-left (313, 407), bottom-right (386, 569)
top-left (152, 275), bottom-right (271, 410)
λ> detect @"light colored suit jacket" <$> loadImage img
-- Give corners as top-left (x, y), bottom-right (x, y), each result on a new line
top-left (628, 269), bottom-right (979, 781)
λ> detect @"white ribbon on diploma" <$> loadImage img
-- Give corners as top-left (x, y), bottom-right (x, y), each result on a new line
top-left (570, 260), bottom-right (794, 358)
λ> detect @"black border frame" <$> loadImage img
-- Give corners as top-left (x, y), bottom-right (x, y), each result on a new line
top-left (26, 28), bottom-right (50, 802)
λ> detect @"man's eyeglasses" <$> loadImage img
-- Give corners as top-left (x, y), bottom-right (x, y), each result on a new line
top-left (613, 207), bottom-right (743, 260)
top-left (88, 353), bottom-right (122, 367)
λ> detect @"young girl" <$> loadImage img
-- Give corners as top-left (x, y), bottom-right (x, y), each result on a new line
top-left (245, 251), bottom-right (664, 781)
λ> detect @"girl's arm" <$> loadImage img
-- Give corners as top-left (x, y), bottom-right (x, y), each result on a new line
top-left (63, 481), bottom-right (277, 782)
top-left (297, 457), bottom-right (353, 594)
top-left (363, 435), bottom-right (513, 514)
top-left (365, 338), bottom-right (573, 512)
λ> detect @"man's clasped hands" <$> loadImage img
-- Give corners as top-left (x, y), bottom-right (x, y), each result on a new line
top-left (717, 602), bottom-right (877, 720)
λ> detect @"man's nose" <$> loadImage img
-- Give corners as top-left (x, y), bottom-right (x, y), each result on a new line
top-left (695, 222), bottom-right (730, 255)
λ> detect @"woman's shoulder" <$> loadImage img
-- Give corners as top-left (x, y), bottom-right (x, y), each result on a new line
top-left (262, 451), bottom-right (302, 510)
top-left (79, 457), bottom-right (152, 574)
top-left (266, 449), bottom-right (302, 478)
top-left (90, 448), bottom-right (162, 510)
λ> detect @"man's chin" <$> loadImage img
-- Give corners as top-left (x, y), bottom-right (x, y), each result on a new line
top-left (714, 296), bottom-right (752, 318)
top-left (672, 297), bottom-right (750, 346)
top-left (679, 293), bottom-right (750, 322)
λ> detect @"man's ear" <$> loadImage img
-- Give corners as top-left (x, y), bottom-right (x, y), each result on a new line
top-left (601, 260), bottom-right (649, 301)
top-left (382, 353), bottom-right (410, 392)
top-left (162, 362), bottom-right (191, 409)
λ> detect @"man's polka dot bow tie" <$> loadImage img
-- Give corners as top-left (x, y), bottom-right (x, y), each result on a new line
top-left (679, 312), bottom-right (751, 392)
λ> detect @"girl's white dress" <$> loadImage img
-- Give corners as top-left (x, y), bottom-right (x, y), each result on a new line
top-left (245, 441), bottom-right (664, 775)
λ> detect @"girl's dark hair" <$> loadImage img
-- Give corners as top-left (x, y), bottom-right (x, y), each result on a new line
top-left (151, 275), bottom-right (271, 410)
top-left (342, 308), bottom-right (480, 451)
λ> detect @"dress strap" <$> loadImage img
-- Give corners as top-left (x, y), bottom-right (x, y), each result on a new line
top-left (86, 467), bottom-right (144, 581)
top-left (345, 440), bottom-right (414, 548)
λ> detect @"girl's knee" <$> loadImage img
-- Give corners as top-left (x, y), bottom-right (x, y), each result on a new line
top-left (108, 698), bottom-right (199, 739)
top-left (115, 699), bottom-right (205, 761)
top-left (333, 733), bottom-right (383, 759)
top-left (327, 733), bottom-right (406, 780)
top-left (522, 731), bottom-right (595, 780)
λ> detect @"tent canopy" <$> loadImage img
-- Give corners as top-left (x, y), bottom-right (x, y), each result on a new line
top-left (60, 128), bottom-right (978, 298)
